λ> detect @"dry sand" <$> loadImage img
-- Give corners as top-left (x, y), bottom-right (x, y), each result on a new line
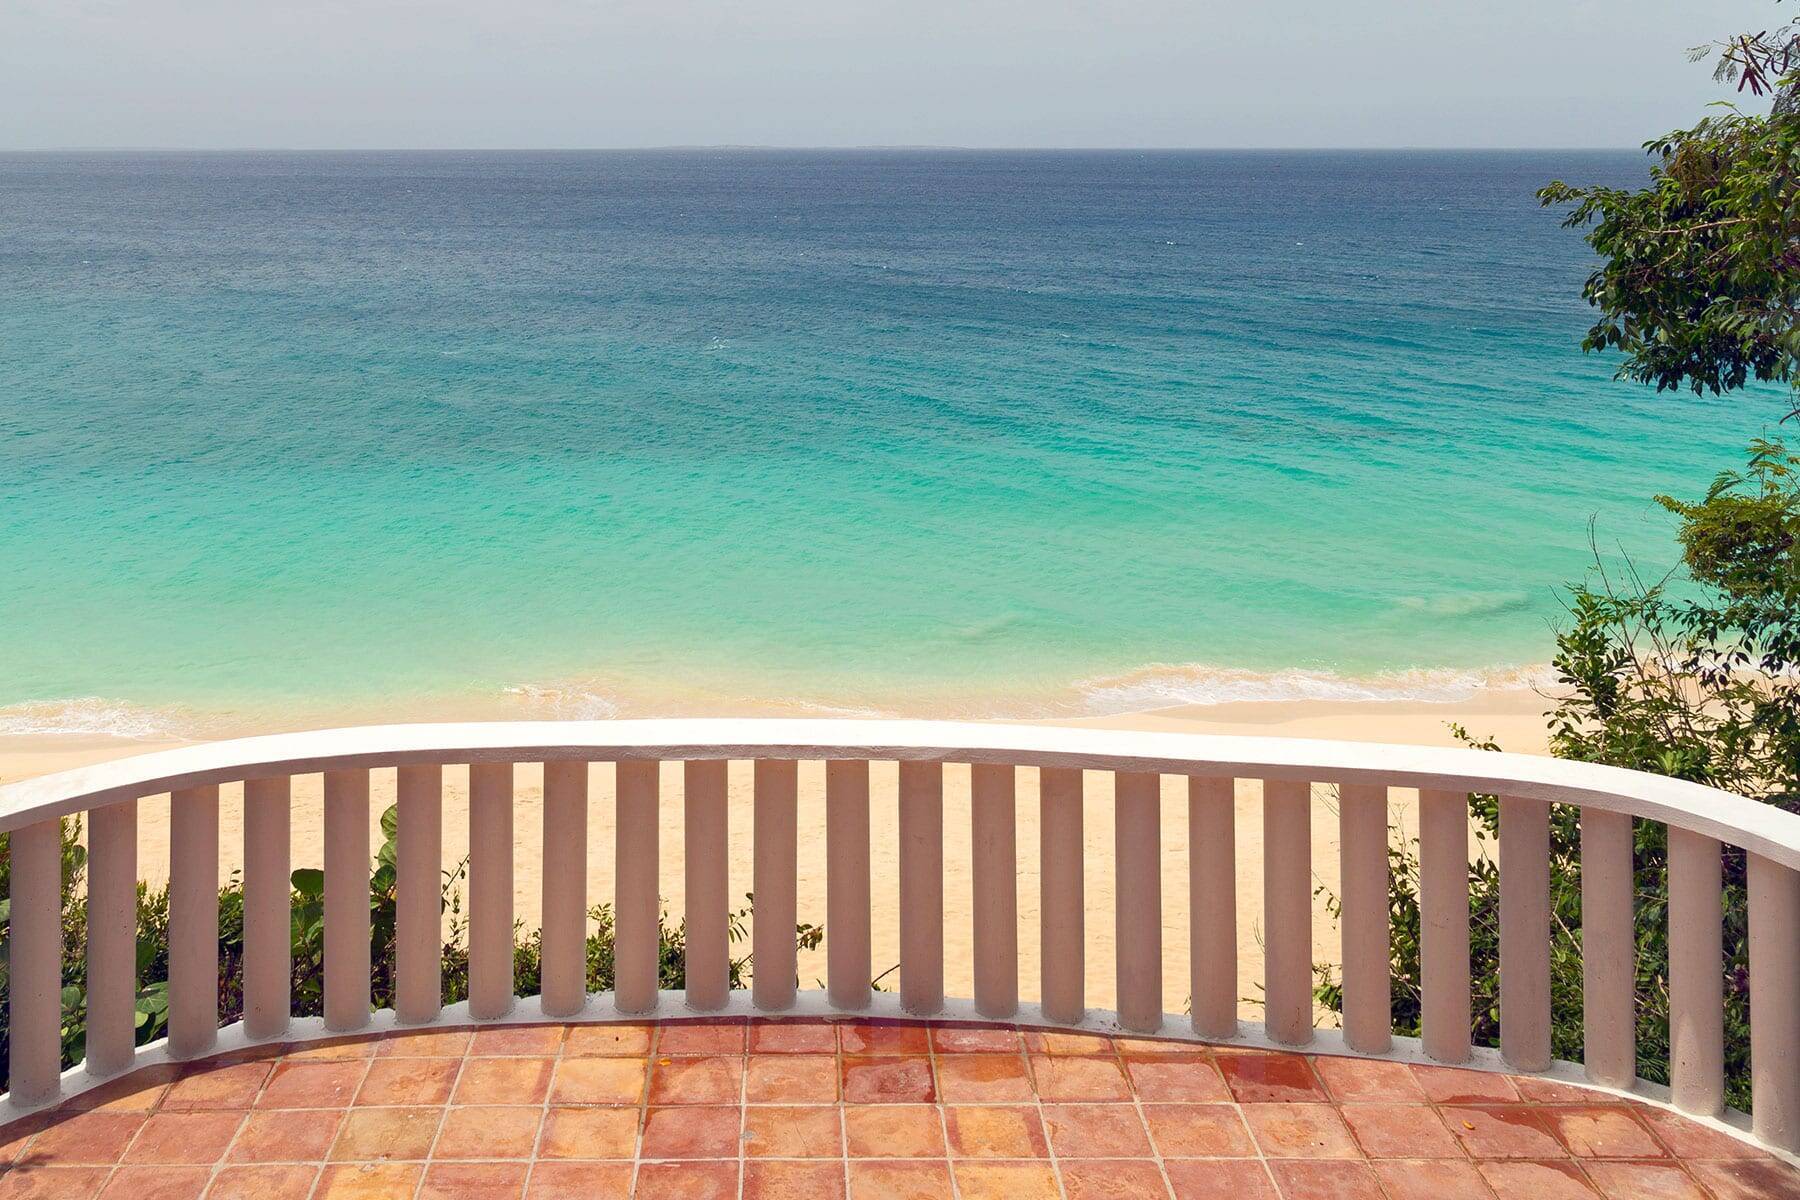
top-left (0, 690), bottom-right (1550, 1023)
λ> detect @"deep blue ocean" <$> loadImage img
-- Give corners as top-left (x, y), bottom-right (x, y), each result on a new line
top-left (0, 150), bottom-right (1777, 733)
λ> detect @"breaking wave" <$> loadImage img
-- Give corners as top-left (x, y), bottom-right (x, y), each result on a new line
top-left (1076, 663), bottom-right (1555, 713)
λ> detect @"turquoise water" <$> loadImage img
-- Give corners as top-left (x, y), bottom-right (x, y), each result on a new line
top-left (0, 150), bottom-right (1778, 733)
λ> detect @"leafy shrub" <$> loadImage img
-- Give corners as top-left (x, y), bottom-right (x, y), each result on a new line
top-left (0, 803), bottom-right (823, 1073)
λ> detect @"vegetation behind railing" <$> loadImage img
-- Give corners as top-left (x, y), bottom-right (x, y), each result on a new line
top-left (0, 805), bottom-right (822, 1074)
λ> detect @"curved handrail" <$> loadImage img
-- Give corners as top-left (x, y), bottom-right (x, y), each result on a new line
top-left (4, 717), bottom-right (1799, 866)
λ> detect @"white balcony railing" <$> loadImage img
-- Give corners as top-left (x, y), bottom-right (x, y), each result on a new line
top-left (1, 719), bottom-right (1796, 1161)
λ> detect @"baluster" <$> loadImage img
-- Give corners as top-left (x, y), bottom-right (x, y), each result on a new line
top-left (753, 759), bottom-right (800, 1012)
top-left (1669, 827), bottom-right (1724, 1115)
top-left (1338, 782), bottom-right (1390, 1055)
top-left (1580, 808), bottom-right (1635, 1088)
top-left (1115, 771), bottom-right (1162, 1033)
top-left (683, 760), bottom-right (729, 1011)
top-left (87, 799), bottom-right (140, 1074)
top-left (8, 818), bottom-right (63, 1104)
top-left (468, 762), bottom-right (514, 1020)
top-left (1039, 767), bottom-right (1085, 1026)
top-left (826, 759), bottom-right (872, 1012)
top-left (898, 760), bottom-right (944, 1015)
top-left (1419, 788), bottom-right (1471, 1064)
top-left (614, 759), bottom-right (660, 1014)
top-left (396, 764), bottom-right (444, 1024)
top-left (325, 769), bottom-right (372, 1031)
top-left (1499, 796), bottom-right (1551, 1072)
top-left (1263, 779), bottom-right (1312, 1046)
top-left (1749, 853), bottom-right (1800, 1153)
top-left (1189, 775), bottom-right (1235, 1039)
top-left (243, 778), bottom-right (290, 1041)
top-left (169, 785), bottom-right (220, 1060)
top-left (541, 760), bottom-right (590, 1018)
top-left (971, 762), bottom-right (1018, 1021)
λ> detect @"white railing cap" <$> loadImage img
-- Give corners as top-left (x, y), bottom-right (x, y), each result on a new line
top-left (3, 718), bottom-right (1798, 868)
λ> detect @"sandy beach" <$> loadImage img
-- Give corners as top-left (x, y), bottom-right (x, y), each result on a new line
top-left (0, 689), bottom-right (1551, 1023)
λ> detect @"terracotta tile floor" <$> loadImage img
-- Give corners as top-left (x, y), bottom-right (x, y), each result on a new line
top-left (0, 1018), bottom-right (1794, 1199)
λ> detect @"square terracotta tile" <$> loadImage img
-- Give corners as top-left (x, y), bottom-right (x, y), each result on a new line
top-left (204, 1164), bottom-right (320, 1200)
top-left (549, 1058), bottom-right (647, 1105)
top-left (648, 1056), bottom-right (744, 1105)
top-left (1475, 1160), bottom-right (1599, 1199)
top-left (27, 1111), bottom-right (146, 1164)
top-left (536, 1106), bottom-right (638, 1159)
top-left (1541, 1108), bottom-right (1663, 1159)
top-left (432, 1106), bottom-right (542, 1159)
top-left (746, 1054), bottom-right (838, 1103)
top-left (929, 1025), bottom-right (1020, 1054)
top-left (951, 1161), bottom-right (1060, 1200)
top-left (418, 1162), bottom-right (529, 1200)
top-left (328, 1107), bottom-right (442, 1161)
top-left (355, 1058), bottom-right (460, 1107)
top-left (122, 1112), bottom-right (244, 1165)
top-left (1027, 1055), bottom-right (1130, 1101)
top-left (469, 1025), bottom-right (566, 1056)
top-left (313, 1162), bottom-right (425, 1198)
top-left (255, 1061), bottom-right (366, 1109)
top-left (0, 1165), bottom-right (111, 1200)
top-left (1370, 1160), bottom-right (1497, 1200)
top-left (226, 1109), bottom-right (344, 1163)
top-left (1114, 1035), bottom-right (1200, 1056)
top-left (96, 1167), bottom-right (211, 1200)
top-left (375, 1029), bottom-right (472, 1058)
top-left (934, 1055), bottom-right (1033, 1103)
top-left (1340, 1104), bottom-right (1462, 1158)
top-left (1448, 1106), bottom-right (1567, 1159)
top-left (655, 1021), bottom-right (747, 1056)
top-left (1164, 1159), bottom-right (1279, 1200)
top-left (844, 1105), bottom-right (946, 1158)
top-left (1215, 1052), bottom-right (1325, 1102)
top-left (847, 1161), bottom-right (954, 1200)
top-left (1311, 1056), bottom-right (1427, 1102)
top-left (634, 1160), bottom-right (738, 1200)
top-left (452, 1056), bottom-right (555, 1106)
top-left (749, 1021), bottom-right (838, 1054)
top-left (745, 1160), bottom-right (847, 1200)
top-left (639, 1106), bottom-right (742, 1159)
top-left (161, 1063), bottom-right (272, 1111)
top-left (1514, 1077), bottom-right (1607, 1105)
top-left (63, 1066), bottom-right (181, 1113)
top-left (1060, 1160), bottom-right (1171, 1200)
top-left (838, 1022), bottom-right (931, 1055)
top-left (562, 1024), bottom-right (653, 1057)
top-left (1413, 1065), bottom-right (1519, 1104)
top-left (1021, 1030), bottom-right (1115, 1055)
top-left (1124, 1056), bottom-right (1231, 1102)
top-left (943, 1107), bottom-right (1048, 1159)
top-left (1635, 1107), bottom-right (1765, 1159)
top-left (524, 1162), bottom-right (634, 1200)
top-left (743, 1106), bottom-right (844, 1157)
top-left (842, 1056), bottom-right (935, 1103)
top-left (1685, 1160), bottom-right (1800, 1200)
top-left (1142, 1104), bottom-right (1257, 1157)
top-left (1042, 1104), bottom-right (1153, 1158)
top-left (1266, 1159), bottom-right (1386, 1199)
top-left (1580, 1161), bottom-right (1708, 1200)
top-left (1241, 1103), bottom-right (1360, 1159)
top-left (283, 1038), bottom-right (377, 1063)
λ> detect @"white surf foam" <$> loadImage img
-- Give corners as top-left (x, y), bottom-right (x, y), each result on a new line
top-left (1076, 663), bottom-right (1556, 713)
top-left (0, 697), bottom-right (192, 740)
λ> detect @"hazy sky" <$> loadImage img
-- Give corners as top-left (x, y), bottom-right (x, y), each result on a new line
top-left (0, 0), bottom-right (1777, 149)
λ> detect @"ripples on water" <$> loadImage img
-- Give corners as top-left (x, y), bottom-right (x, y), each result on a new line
top-left (0, 150), bottom-right (1775, 730)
